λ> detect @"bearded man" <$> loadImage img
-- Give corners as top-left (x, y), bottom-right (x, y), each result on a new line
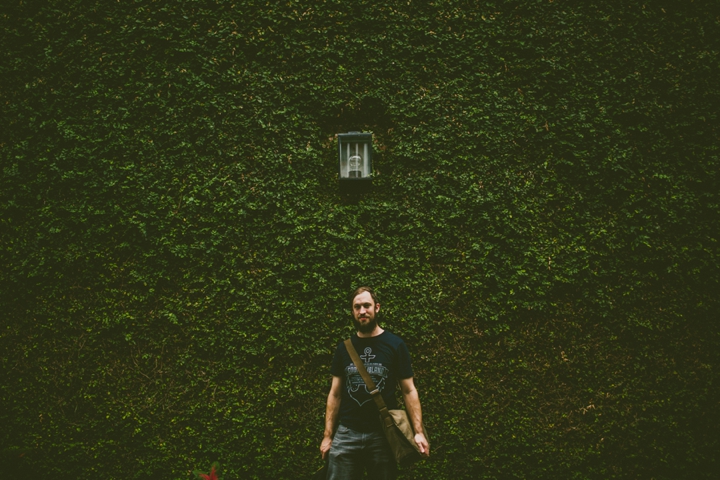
top-left (320, 287), bottom-right (429, 479)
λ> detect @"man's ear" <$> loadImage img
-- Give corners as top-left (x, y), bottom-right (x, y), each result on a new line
top-left (375, 303), bottom-right (381, 313)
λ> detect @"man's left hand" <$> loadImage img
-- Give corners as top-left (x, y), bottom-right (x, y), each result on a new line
top-left (414, 433), bottom-right (430, 456)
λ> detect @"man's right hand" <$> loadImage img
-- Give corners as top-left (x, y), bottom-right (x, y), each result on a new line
top-left (414, 432), bottom-right (430, 456)
top-left (320, 436), bottom-right (332, 460)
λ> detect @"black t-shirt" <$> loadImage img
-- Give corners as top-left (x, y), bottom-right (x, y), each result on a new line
top-left (330, 330), bottom-right (414, 432)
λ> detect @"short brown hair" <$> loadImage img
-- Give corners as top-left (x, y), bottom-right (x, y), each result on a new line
top-left (350, 286), bottom-right (379, 308)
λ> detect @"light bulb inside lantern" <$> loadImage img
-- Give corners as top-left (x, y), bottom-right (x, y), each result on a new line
top-left (348, 154), bottom-right (363, 178)
top-left (348, 143), bottom-right (363, 178)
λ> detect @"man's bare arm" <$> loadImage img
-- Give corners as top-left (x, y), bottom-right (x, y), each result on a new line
top-left (320, 375), bottom-right (343, 460)
top-left (400, 377), bottom-right (430, 456)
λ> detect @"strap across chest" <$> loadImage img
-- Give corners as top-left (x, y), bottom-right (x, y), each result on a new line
top-left (344, 339), bottom-right (395, 429)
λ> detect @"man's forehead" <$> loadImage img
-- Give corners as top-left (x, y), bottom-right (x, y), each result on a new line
top-left (352, 291), bottom-right (374, 305)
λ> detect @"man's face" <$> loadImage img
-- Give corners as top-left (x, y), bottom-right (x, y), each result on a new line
top-left (352, 291), bottom-right (380, 334)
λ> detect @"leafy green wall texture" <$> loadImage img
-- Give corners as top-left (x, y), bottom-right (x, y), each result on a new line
top-left (1, 0), bottom-right (719, 479)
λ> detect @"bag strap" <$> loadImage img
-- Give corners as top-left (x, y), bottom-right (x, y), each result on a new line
top-left (344, 338), bottom-right (395, 429)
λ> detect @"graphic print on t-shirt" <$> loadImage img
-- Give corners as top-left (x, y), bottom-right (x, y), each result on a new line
top-left (345, 346), bottom-right (389, 406)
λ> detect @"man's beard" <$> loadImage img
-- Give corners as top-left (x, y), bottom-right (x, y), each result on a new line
top-left (353, 316), bottom-right (378, 334)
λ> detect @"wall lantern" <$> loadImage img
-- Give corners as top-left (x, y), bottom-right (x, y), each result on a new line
top-left (338, 131), bottom-right (373, 192)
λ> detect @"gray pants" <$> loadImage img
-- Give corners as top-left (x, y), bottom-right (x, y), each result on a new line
top-left (327, 425), bottom-right (397, 480)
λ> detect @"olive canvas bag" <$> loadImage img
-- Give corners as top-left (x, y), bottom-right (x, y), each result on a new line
top-left (343, 339), bottom-right (428, 466)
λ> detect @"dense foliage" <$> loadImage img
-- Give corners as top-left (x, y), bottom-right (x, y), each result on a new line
top-left (1, 0), bottom-right (719, 478)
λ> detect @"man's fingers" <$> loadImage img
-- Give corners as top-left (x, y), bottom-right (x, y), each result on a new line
top-left (320, 438), bottom-right (332, 460)
top-left (416, 442), bottom-right (428, 455)
top-left (414, 433), bottom-right (429, 456)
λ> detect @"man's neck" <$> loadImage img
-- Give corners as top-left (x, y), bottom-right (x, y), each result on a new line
top-left (357, 326), bottom-right (384, 338)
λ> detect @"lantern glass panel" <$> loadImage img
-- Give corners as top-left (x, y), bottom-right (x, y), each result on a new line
top-left (338, 135), bottom-right (372, 179)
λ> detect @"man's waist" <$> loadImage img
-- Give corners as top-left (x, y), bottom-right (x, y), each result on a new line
top-left (339, 417), bottom-right (383, 433)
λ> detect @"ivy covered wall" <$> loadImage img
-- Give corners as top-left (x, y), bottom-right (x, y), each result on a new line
top-left (1, 0), bottom-right (719, 478)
